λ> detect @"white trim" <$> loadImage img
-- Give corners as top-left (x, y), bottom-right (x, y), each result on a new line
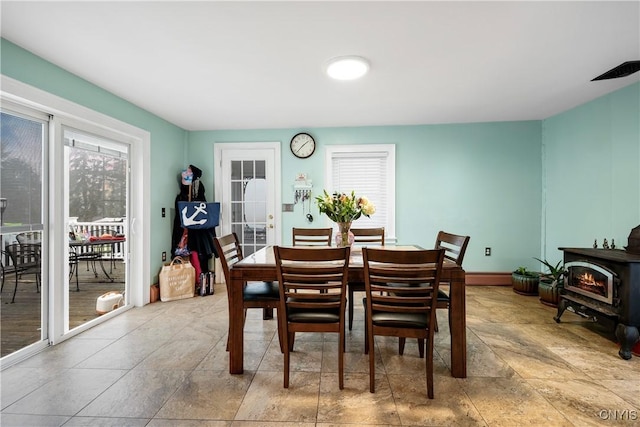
top-left (0, 75), bottom-right (150, 353)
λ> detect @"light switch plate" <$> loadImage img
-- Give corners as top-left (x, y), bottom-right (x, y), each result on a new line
top-left (282, 203), bottom-right (294, 212)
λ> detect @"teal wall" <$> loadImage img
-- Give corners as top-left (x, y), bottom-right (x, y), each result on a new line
top-left (189, 121), bottom-right (543, 272)
top-left (542, 82), bottom-right (640, 265)
top-left (1, 38), bottom-right (185, 281)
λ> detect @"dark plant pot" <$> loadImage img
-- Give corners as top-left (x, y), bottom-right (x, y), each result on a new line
top-left (512, 272), bottom-right (539, 295)
top-left (538, 279), bottom-right (562, 307)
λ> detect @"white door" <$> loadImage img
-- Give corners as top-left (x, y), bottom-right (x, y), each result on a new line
top-left (214, 143), bottom-right (280, 255)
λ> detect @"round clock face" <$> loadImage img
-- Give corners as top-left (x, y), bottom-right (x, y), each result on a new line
top-left (290, 133), bottom-right (315, 159)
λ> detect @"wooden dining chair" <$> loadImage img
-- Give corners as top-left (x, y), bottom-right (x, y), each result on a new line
top-left (274, 245), bottom-right (350, 389)
top-left (347, 227), bottom-right (385, 330)
top-left (397, 231), bottom-right (470, 355)
top-left (433, 231), bottom-right (470, 331)
top-left (292, 227), bottom-right (332, 247)
top-left (213, 233), bottom-right (282, 352)
top-left (362, 247), bottom-right (444, 398)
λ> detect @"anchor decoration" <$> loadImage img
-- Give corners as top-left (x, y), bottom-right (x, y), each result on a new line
top-left (177, 202), bottom-right (220, 229)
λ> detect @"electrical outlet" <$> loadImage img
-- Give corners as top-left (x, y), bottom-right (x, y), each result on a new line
top-left (162, 251), bottom-right (167, 262)
top-left (485, 247), bottom-right (491, 256)
top-left (161, 207), bottom-right (166, 218)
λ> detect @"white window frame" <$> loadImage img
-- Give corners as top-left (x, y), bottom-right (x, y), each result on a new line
top-left (323, 144), bottom-right (396, 242)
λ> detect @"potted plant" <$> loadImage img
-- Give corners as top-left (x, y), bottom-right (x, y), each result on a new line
top-left (534, 257), bottom-right (566, 307)
top-left (511, 266), bottom-right (540, 295)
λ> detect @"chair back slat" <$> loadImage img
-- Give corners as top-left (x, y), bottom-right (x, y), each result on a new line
top-left (275, 246), bottom-right (349, 314)
top-left (213, 233), bottom-right (244, 288)
top-left (351, 227), bottom-right (385, 246)
top-left (292, 228), bottom-right (332, 247)
top-left (434, 231), bottom-right (469, 265)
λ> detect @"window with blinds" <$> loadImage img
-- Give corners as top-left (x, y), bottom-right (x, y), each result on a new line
top-left (324, 145), bottom-right (396, 239)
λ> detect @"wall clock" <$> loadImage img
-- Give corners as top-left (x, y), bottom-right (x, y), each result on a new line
top-left (290, 133), bottom-right (316, 159)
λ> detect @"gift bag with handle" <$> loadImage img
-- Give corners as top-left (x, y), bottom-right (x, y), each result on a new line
top-left (159, 257), bottom-right (195, 302)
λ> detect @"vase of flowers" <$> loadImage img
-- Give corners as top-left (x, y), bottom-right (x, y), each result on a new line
top-left (315, 190), bottom-right (376, 247)
top-left (336, 221), bottom-right (355, 247)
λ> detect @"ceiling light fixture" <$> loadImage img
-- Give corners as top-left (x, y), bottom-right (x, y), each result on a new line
top-left (326, 56), bottom-right (370, 80)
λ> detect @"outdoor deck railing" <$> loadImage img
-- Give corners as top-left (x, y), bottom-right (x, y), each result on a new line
top-left (71, 222), bottom-right (126, 260)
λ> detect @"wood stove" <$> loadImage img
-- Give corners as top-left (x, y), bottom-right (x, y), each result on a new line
top-left (555, 248), bottom-right (640, 359)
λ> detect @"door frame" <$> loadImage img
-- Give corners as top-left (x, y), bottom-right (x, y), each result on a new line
top-left (213, 142), bottom-right (281, 246)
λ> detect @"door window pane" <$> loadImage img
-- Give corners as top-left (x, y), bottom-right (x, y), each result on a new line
top-left (0, 109), bottom-right (46, 358)
top-left (227, 159), bottom-right (267, 256)
top-left (64, 128), bottom-right (128, 332)
top-left (0, 112), bottom-right (43, 229)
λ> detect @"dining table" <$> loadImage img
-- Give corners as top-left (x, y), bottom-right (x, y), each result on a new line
top-left (228, 244), bottom-right (467, 378)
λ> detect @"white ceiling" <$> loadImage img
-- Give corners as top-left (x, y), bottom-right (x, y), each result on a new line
top-left (2, 1), bottom-right (639, 131)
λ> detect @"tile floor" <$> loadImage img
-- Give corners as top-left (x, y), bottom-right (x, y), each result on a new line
top-left (2, 285), bottom-right (640, 426)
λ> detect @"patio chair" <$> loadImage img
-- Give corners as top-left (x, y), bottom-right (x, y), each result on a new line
top-left (4, 243), bottom-right (41, 303)
top-left (69, 249), bottom-right (80, 292)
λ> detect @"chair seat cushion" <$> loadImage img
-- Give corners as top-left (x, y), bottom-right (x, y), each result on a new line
top-left (243, 281), bottom-right (279, 301)
top-left (387, 284), bottom-right (448, 305)
top-left (286, 295), bottom-right (341, 323)
top-left (371, 311), bottom-right (428, 329)
top-left (437, 289), bottom-right (450, 303)
top-left (288, 310), bottom-right (340, 323)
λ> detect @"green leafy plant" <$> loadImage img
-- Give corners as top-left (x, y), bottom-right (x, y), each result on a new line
top-left (534, 257), bottom-right (566, 285)
top-left (513, 266), bottom-right (538, 278)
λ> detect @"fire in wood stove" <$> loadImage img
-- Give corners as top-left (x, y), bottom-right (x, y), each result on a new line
top-left (565, 261), bottom-right (614, 305)
top-left (573, 271), bottom-right (607, 297)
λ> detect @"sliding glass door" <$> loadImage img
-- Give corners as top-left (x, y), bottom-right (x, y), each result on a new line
top-left (0, 106), bottom-right (48, 358)
top-left (63, 128), bottom-right (129, 332)
top-left (0, 109), bottom-right (132, 359)
top-left (1, 77), bottom-right (148, 367)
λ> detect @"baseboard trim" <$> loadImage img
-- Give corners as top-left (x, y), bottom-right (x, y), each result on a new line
top-left (466, 272), bottom-right (512, 286)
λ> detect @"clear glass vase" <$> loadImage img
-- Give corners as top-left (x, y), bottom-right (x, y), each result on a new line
top-left (335, 221), bottom-right (354, 247)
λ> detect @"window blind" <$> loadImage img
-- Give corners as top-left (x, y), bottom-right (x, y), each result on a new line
top-left (330, 151), bottom-right (388, 229)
